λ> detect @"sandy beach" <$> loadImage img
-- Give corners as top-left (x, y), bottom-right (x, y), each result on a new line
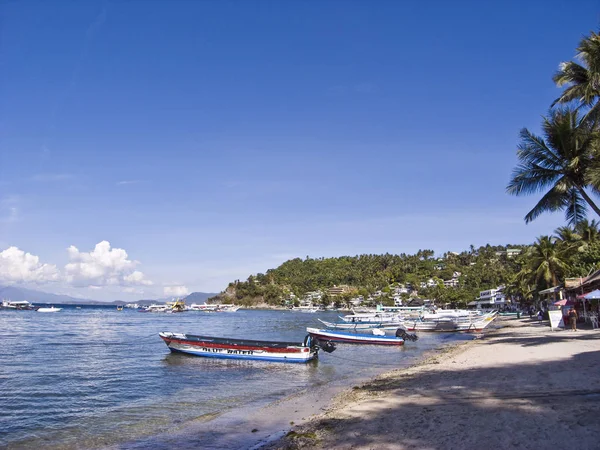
top-left (266, 318), bottom-right (600, 450)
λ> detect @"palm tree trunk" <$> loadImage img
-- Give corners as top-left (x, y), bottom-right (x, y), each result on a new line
top-left (577, 186), bottom-right (600, 217)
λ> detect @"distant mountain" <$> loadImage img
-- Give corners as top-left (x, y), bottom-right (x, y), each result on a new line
top-left (0, 285), bottom-right (173, 306)
top-left (183, 292), bottom-right (218, 304)
top-left (0, 285), bottom-right (92, 304)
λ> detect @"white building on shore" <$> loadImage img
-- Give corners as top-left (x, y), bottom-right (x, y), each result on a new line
top-left (468, 286), bottom-right (507, 309)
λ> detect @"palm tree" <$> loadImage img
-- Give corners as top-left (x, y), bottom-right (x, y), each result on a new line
top-left (574, 218), bottom-right (600, 242)
top-left (553, 30), bottom-right (600, 120)
top-left (505, 270), bottom-right (536, 306)
top-left (507, 107), bottom-right (600, 225)
top-left (554, 225), bottom-right (582, 243)
top-left (527, 236), bottom-right (573, 288)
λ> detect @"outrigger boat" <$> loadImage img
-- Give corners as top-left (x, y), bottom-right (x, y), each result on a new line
top-left (340, 311), bottom-right (401, 323)
top-left (159, 332), bottom-right (325, 363)
top-left (399, 311), bottom-right (497, 332)
top-left (318, 318), bottom-right (404, 330)
top-left (307, 327), bottom-right (415, 346)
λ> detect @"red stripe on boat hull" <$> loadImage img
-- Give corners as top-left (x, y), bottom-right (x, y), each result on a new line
top-left (161, 336), bottom-right (307, 354)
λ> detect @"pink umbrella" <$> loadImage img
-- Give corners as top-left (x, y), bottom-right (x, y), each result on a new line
top-left (553, 299), bottom-right (573, 306)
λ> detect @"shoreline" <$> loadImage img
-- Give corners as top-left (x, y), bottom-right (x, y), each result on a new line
top-left (265, 318), bottom-right (600, 449)
top-left (109, 336), bottom-right (470, 449)
top-left (105, 328), bottom-right (461, 450)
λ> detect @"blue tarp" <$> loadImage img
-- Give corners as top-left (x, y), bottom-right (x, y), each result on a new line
top-left (584, 289), bottom-right (600, 299)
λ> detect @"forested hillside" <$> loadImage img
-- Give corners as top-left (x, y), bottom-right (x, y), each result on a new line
top-left (210, 221), bottom-right (600, 308)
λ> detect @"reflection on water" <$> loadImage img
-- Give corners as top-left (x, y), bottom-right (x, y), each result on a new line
top-left (0, 307), bottom-right (464, 449)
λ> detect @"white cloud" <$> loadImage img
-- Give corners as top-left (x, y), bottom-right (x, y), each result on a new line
top-left (0, 247), bottom-right (60, 284)
top-left (64, 241), bottom-right (153, 288)
top-left (124, 270), bottom-right (152, 285)
top-left (116, 180), bottom-right (142, 186)
top-left (164, 285), bottom-right (190, 297)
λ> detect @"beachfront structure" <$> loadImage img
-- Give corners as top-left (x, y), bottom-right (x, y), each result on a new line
top-left (560, 272), bottom-right (600, 326)
top-left (468, 287), bottom-right (506, 309)
top-left (301, 291), bottom-right (322, 303)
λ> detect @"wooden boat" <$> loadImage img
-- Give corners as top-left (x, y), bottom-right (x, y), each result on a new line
top-left (307, 327), bottom-right (405, 345)
top-left (159, 332), bottom-right (319, 363)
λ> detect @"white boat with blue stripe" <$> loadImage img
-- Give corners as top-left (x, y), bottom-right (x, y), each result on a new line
top-left (307, 327), bottom-right (408, 345)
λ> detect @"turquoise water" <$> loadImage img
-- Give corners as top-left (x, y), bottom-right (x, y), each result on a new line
top-left (0, 307), bottom-right (466, 449)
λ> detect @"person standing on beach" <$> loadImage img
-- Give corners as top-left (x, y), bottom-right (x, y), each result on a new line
top-left (568, 308), bottom-right (578, 331)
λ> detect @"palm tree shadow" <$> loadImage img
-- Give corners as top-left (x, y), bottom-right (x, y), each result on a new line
top-left (272, 349), bottom-right (600, 450)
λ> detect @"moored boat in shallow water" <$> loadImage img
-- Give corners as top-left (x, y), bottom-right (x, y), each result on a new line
top-left (307, 327), bottom-right (408, 345)
top-left (159, 332), bottom-right (321, 363)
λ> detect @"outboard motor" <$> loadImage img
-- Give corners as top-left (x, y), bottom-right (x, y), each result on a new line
top-left (396, 328), bottom-right (419, 342)
top-left (317, 339), bottom-right (337, 353)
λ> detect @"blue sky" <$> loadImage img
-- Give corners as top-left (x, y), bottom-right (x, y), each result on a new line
top-left (1, 1), bottom-right (599, 300)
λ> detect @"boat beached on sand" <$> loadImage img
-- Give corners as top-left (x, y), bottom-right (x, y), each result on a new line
top-left (159, 332), bottom-right (326, 363)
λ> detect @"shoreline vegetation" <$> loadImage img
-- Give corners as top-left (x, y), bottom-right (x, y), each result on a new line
top-left (261, 317), bottom-right (600, 450)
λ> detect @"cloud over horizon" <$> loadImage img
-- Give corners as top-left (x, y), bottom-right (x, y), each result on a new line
top-left (0, 247), bottom-right (60, 284)
top-left (163, 285), bottom-right (190, 297)
top-left (65, 241), bottom-right (153, 288)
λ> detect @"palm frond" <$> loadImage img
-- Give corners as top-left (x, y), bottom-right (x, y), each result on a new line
top-left (524, 180), bottom-right (573, 223)
top-left (564, 188), bottom-right (588, 226)
top-left (553, 31), bottom-right (600, 109)
top-left (507, 163), bottom-right (561, 196)
top-left (517, 128), bottom-right (562, 168)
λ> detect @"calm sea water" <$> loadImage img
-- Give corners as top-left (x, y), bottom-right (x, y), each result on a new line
top-left (0, 307), bottom-right (468, 449)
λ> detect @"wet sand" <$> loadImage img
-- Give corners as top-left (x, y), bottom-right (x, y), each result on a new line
top-left (266, 318), bottom-right (600, 450)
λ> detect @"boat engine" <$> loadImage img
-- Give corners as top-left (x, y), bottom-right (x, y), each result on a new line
top-left (395, 328), bottom-right (419, 342)
top-left (317, 339), bottom-right (337, 353)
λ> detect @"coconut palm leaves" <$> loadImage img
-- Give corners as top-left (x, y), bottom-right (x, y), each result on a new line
top-left (527, 236), bottom-right (574, 287)
top-left (507, 108), bottom-right (600, 225)
top-left (553, 31), bottom-right (600, 120)
top-left (575, 218), bottom-right (600, 242)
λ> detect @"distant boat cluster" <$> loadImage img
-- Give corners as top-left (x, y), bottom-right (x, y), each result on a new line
top-left (1, 300), bottom-right (62, 312)
top-left (1, 298), bottom-right (242, 314)
top-left (136, 300), bottom-right (241, 313)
